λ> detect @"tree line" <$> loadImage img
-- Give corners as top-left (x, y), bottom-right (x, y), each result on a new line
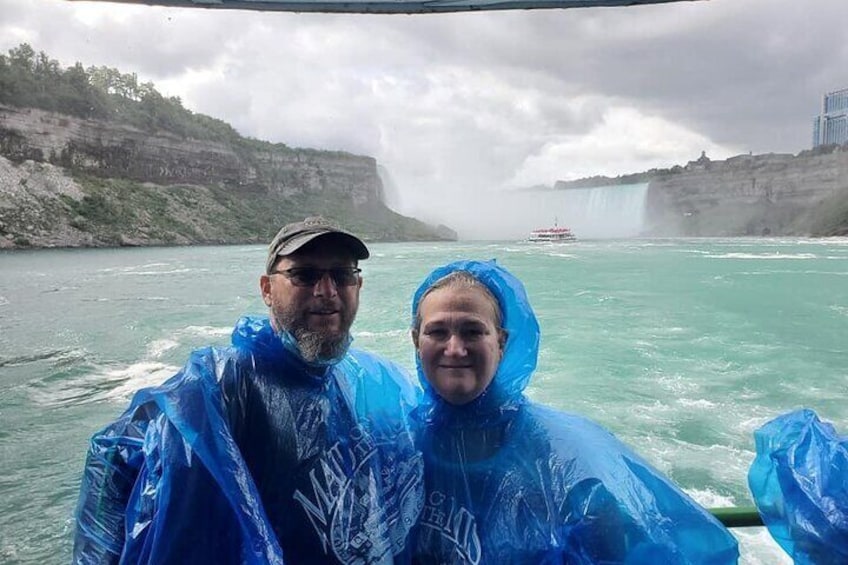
top-left (0, 43), bottom-right (280, 149)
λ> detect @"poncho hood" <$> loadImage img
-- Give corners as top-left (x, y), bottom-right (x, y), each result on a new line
top-left (232, 315), bottom-right (282, 357)
top-left (411, 259), bottom-right (540, 422)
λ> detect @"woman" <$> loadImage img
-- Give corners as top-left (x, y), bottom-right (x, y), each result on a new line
top-left (410, 259), bottom-right (738, 564)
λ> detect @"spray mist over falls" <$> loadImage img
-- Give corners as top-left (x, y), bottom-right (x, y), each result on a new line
top-left (400, 183), bottom-right (649, 240)
top-left (556, 183), bottom-right (649, 239)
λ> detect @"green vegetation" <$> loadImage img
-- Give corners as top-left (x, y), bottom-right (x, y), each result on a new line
top-left (553, 167), bottom-right (682, 190)
top-left (61, 174), bottom-right (253, 244)
top-left (0, 43), bottom-right (283, 151)
top-left (0, 44), bottom-right (108, 120)
top-left (50, 173), bottom-right (428, 246)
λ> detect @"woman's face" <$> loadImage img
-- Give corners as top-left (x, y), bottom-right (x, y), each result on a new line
top-left (413, 286), bottom-right (504, 405)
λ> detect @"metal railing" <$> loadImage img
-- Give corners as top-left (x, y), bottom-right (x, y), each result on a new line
top-left (708, 506), bottom-right (764, 528)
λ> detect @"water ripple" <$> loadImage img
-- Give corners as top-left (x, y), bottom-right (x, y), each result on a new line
top-left (0, 349), bottom-right (86, 368)
top-left (29, 360), bottom-right (179, 407)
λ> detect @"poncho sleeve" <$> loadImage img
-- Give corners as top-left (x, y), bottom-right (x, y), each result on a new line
top-left (72, 346), bottom-right (286, 565)
top-left (748, 409), bottom-right (848, 565)
top-left (540, 408), bottom-right (740, 564)
top-left (72, 395), bottom-right (157, 563)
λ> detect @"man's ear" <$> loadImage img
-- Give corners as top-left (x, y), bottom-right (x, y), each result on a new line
top-left (411, 328), bottom-right (420, 350)
top-left (498, 329), bottom-right (508, 352)
top-left (259, 274), bottom-right (272, 306)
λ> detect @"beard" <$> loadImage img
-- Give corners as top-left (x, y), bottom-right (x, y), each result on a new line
top-left (291, 329), bottom-right (348, 363)
top-left (274, 299), bottom-right (354, 363)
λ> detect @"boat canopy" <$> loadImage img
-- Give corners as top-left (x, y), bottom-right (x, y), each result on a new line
top-left (70, 0), bottom-right (700, 15)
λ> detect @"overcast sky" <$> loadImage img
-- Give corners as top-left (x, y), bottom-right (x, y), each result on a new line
top-left (2, 0), bottom-right (846, 237)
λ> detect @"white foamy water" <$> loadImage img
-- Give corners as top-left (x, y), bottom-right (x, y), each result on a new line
top-left (28, 360), bottom-right (180, 407)
top-left (677, 398), bottom-right (717, 409)
top-left (182, 325), bottom-right (234, 338)
top-left (147, 338), bottom-right (180, 358)
top-left (686, 488), bottom-right (735, 509)
top-left (102, 361), bottom-right (181, 401)
top-left (354, 329), bottom-right (409, 338)
top-left (831, 305), bottom-right (848, 317)
top-left (704, 252), bottom-right (818, 260)
top-left (736, 530), bottom-right (792, 565)
top-left (101, 261), bottom-right (171, 271)
top-left (122, 268), bottom-right (196, 276)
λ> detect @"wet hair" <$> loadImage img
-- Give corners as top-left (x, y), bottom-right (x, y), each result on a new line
top-left (413, 271), bottom-right (503, 331)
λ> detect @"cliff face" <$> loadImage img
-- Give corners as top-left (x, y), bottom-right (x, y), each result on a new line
top-left (0, 104), bottom-right (380, 203)
top-left (644, 150), bottom-right (848, 237)
top-left (0, 104), bottom-right (453, 248)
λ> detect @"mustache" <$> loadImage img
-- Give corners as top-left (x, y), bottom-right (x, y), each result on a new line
top-left (311, 299), bottom-right (341, 311)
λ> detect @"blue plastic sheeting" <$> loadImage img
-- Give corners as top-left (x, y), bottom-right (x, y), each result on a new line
top-left (409, 259), bottom-right (739, 564)
top-left (70, 0), bottom-right (701, 14)
top-left (73, 316), bottom-right (423, 564)
top-left (748, 409), bottom-right (848, 565)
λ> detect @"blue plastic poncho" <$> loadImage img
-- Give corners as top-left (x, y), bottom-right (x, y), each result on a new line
top-left (73, 316), bottom-right (423, 564)
top-left (748, 409), bottom-right (848, 565)
top-left (409, 260), bottom-right (739, 564)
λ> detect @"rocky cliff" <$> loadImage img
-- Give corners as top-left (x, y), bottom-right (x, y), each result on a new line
top-left (644, 149), bottom-right (848, 237)
top-left (0, 104), bottom-right (455, 249)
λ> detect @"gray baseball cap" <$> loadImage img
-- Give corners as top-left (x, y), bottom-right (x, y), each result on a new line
top-left (266, 216), bottom-right (369, 273)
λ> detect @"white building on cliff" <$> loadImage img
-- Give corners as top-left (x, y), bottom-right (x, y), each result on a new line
top-left (813, 88), bottom-right (848, 148)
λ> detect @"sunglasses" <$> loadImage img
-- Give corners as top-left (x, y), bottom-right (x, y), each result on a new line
top-left (270, 267), bottom-right (362, 287)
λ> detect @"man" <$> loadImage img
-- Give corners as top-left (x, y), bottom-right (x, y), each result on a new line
top-left (73, 217), bottom-right (423, 565)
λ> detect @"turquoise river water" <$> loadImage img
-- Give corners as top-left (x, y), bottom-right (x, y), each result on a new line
top-left (1, 238), bottom-right (846, 563)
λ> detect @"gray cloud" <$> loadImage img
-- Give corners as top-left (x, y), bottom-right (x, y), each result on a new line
top-left (2, 0), bottom-right (846, 237)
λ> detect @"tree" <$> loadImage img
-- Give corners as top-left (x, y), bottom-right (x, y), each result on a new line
top-left (0, 43), bottom-right (253, 143)
top-left (7, 43), bottom-right (36, 72)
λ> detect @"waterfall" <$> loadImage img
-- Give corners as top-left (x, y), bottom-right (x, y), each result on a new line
top-left (555, 183), bottom-right (648, 238)
top-left (399, 182), bottom-right (649, 240)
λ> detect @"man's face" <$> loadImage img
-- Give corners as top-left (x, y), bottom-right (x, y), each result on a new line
top-left (260, 240), bottom-right (362, 362)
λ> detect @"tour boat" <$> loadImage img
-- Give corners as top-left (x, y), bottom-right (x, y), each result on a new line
top-left (528, 224), bottom-right (577, 243)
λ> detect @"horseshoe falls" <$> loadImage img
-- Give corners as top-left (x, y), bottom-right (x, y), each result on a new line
top-left (555, 183), bottom-right (648, 239)
top-left (416, 183), bottom-right (649, 240)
